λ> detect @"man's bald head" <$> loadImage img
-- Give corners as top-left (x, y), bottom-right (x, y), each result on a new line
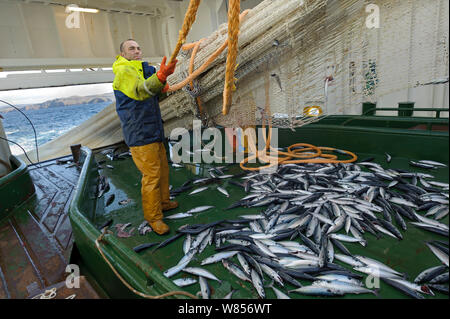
top-left (120, 39), bottom-right (142, 61)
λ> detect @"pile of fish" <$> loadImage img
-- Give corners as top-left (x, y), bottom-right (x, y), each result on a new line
top-left (158, 158), bottom-right (448, 299)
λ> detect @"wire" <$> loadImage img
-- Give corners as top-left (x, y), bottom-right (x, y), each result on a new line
top-left (0, 135), bottom-right (36, 166)
top-left (0, 99), bottom-right (40, 164)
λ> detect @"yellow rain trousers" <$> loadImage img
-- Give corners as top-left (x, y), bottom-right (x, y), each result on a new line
top-left (130, 142), bottom-right (170, 223)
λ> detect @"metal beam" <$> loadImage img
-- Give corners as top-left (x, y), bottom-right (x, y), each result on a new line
top-left (0, 57), bottom-right (163, 71)
top-left (0, 69), bottom-right (114, 90)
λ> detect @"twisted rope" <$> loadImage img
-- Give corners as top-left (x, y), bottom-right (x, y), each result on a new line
top-left (96, 230), bottom-right (198, 299)
top-left (168, 0), bottom-right (202, 64)
top-left (222, 0), bottom-right (241, 115)
top-left (168, 10), bottom-right (250, 93)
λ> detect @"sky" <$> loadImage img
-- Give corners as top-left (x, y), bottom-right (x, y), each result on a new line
top-left (0, 82), bottom-right (113, 108)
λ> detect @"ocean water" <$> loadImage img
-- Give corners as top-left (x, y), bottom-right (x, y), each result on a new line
top-left (1, 102), bottom-right (112, 155)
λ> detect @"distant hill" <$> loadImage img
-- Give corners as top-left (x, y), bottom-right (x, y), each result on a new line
top-left (0, 93), bottom-right (115, 113)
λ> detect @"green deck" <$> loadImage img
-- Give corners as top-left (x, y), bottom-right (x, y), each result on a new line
top-left (69, 116), bottom-right (449, 299)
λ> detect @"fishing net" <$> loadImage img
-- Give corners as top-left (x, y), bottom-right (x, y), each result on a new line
top-left (161, 0), bottom-right (449, 134)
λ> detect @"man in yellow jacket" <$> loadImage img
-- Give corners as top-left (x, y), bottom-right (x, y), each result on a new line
top-left (112, 39), bottom-right (178, 235)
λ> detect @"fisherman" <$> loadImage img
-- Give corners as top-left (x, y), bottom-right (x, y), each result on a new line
top-left (112, 39), bottom-right (178, 235)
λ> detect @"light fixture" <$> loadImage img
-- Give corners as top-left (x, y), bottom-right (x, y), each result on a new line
top-left (66, 5), bottom-right (99, 13)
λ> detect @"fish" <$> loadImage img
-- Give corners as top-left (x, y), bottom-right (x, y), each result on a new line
top-left (222, 259), bottom-right (251, 282)
top-left (189, 186), bottom-right (208, 195)
top-left (426, 242), bottom-right (449, 267)
top-left (354, 255), bottom-right (403, 276)
top-left (163, 258), bottom-right (192, 278)
top-left (201, 251), bottom-right (239, 265)
top-left (133, 242), bottom-right (159, 253)
top-left (428, 272), bottom-right (449, 284)
top-left (187, 206), bottom-right (215, 213)
top-left (418, 160), bottom-right (447, 167)
top-left (199, 276), bottom-right (210, 299)
top-left (183, 234), bottom-right (192, 254)
top-left (137, 221), bottom-right (152, 235)
top-left (152, 233), bottom-right (184, 253)
top-left (312, 280), bottom-right (377, 295)
top-left (250, 269), bottom-right (265, 299)
top-left (115, 223), bottom-right (134, 238)
top-left (217, 186), bottom-right (230, 197)
top-left (289, 285), bottom-right (345, 296)
top-left (266, 281), bottom-right (290, 299)
top-left (315, 274), bottom-right (363, 286)
top-left (173, 277), bottom-right (197, 287)
top-left (165, 212), bottom-right (193, 219)
top-left (385, 153), bottom-right (392, 163)
top-left (105, 194), bottom-right (115, 207)
top-left (409, 161), bottom-right (435, 169)
top-left (381, 278), bottom-right (426, 299)
top-left (414, 265), bottom-right (448, 283)
top-left (119, 199), bottom-right (131, 205)
top-left (223, 288), bottom-right (239, 299)
top-left (183, 267), bottom-right (222, 283)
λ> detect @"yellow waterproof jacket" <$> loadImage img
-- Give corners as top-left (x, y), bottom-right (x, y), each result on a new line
top-left (112, 56), bottom-right (166, 146)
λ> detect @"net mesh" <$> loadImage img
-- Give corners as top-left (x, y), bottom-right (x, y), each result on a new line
top-left (161, 0), bottom-right (449, 133)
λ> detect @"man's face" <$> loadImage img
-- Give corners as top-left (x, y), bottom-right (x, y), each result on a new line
top-left (121, 40), bottom-right (142, 61)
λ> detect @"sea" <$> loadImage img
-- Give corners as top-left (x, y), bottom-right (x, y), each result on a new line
top-left (1, 101), bottom-right (111, 155)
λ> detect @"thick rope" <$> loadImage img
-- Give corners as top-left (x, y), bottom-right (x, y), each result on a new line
top-left (95, 231), bottom-right (198, 300)
top-left (168, 0), bottom-right (202, 64)
top-left (168, 10), bottom-right (250, 93)
top-left (222, 0), bottom-right (241, 115)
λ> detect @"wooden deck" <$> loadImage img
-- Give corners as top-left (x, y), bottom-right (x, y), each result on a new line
top-left (0, 155), bottom-right (100, 299)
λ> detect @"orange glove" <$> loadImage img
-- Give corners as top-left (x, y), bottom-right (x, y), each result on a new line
top-left (162, 83), bottom-right (169, 93)
top-left (156, 56), bottom-right (178, 83)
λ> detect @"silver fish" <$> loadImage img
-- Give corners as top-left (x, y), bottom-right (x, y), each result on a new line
top-left (189, 186), bottom-right (208, 195)
top-left (165, 212), bottom-right (193, 219)
top-left (217, 186), bottom-right (230, 197)
top-left (312, 280), bottom-right (377, 295)
top-left (289, 285), bottom-right (345, 296)
top-left (237, 253), bottom-right (252, 275)
top-left (163, 258), bottom-right (191, 278)
top-left (173, 277), bottom-right (197, 287)
top-left (250, 269), bottom-right (265, 299)
top-left (187, 206), bottom-right (214, 213)
top-left (222, 259), bottom-right (251, 282)
top-left (183, 267), bottom-right (222, 282)
top-left (268, 283), bottom-right (291, 299)
top-left (183, 234), bottom-right (192, 254)
top-left (199, 276), bottom-right (210, 299)
top-left (354, 255), bottom-right (403, 276)
top-left (201, 251), bottom-right (239, 265)
top-left (426, 243), bottom-right (449, 267)
top-left (418, 160), bottom-right (447, 167)
top-left (260, 263), bottom-right (284, 287)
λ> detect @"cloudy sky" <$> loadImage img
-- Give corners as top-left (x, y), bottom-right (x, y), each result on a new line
top-left (0, 82), bottom-right (113, 109)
